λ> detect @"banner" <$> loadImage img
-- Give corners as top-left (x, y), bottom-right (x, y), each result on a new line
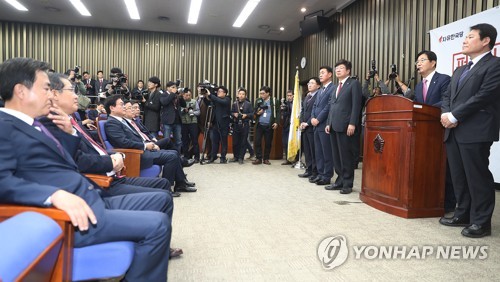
top-left (287, 70), bottom-right (301, 161)
top-left (429, 6), bottom-right (500, 182)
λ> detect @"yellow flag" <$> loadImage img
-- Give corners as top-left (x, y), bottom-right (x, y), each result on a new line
top-left (287, 70), bottom-right (301, 161)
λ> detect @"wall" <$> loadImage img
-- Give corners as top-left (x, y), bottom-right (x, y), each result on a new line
top-left (0, 22), bottom-right (291, 103)
top-left (291, 0), bottom-right (499, 88)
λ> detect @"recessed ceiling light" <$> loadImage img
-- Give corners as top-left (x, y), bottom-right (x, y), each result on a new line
top-left (280, 27), bottom-right (285, 31)
top-left (124, 0), bottom-right (140, 20)
top-left (233, 0), bottom-right (261, 28)
top-left (69, 0), bottom-right (91, 16)
top-left (5, 0), bottom-right (28, 11)
top-left (301, 7), bottom-right (306, 13)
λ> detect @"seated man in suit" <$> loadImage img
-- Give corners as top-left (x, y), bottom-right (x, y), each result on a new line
top-left (104, 95), bottom-right (196, 193)
top-left (0, 57), bottom-right (171, 281)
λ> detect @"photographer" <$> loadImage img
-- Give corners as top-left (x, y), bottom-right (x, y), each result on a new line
top-left (132, 80), bottom-right (148, 113)
top-left (205, 86), bottom-right (231, 164)
top-left (230, 88), bottom-right (253, 164)
top-left (143, 76), bottom-right (162, 138)
top-left (252, 86), bottom-right (280, 165)
top-left (180, 88), bottom-right (201, 162)
top-left (363, 72), bottom-right (389, 97)
top-left (160, 81), bottom-right (185, 152)
top-left (196, 84), bottom-right (213, 160)
top-left (105, 67), bottom-right (131, 99)
top-left (65, 67), bottom-right (89, 119)
top-left (281, 90), bottom-right (295, 165)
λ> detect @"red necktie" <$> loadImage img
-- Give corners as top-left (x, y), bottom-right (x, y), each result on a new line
top-left (70, 118), bottom-right (107, 155)
top-left (336, 82), bottom-right (343, 98)
top-left (128, 119), bottom-right (152, 142)
top-left (422, 78), bottom-right (428, 102)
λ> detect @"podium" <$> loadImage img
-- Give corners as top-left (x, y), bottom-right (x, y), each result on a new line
top-left (360, 95), bottom-right (445, 218)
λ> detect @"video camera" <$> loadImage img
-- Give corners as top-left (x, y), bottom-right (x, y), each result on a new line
top-left (199, 81), bottom-right (218, 95)
top-left (110, 72), bottom-right (127, 86)
top-left (70, 65), bottom-right (82, 82)
top-left (388, 64), bottom-right (398, 79)
top-left (368, 59), bottom-right (378, 78)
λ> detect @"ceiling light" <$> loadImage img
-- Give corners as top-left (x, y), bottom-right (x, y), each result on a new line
top-left (280, 27), bottom-right (284, 31)
top-left (301, 7), bottom-right (306, 13)
top-left (188, 0), bottom-right (202, 24)
top-left (233, 0), bottom-right (260, 28)
top-left (69, 0), bottom-right (91, 16)
top-left (124, 0), bottom-right (140, 19)
top-left (5, 0), bottom-right (28, 11)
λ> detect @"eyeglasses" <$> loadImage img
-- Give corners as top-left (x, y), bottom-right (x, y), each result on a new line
top-left (60, 87), bottom-right (75, 92)
top-left (414, 59), bottom-right (429, 65)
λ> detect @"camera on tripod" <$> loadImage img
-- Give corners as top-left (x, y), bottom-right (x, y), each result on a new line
top-left (368, 60), bottom-right (378, 78)
top-left (388, 64), bottom-right (398, 79)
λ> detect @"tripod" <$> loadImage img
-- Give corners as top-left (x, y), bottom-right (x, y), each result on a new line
top-left (199, 105), bottom-right (213, 165)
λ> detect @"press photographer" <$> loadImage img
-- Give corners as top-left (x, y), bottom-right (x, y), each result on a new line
top-left (205, 85), bottom-right (231, 164)
top-left (281, 90), bottom-right (295, 165)
top-left (160, 80), bottom-right (186, 152)
top-left (387, 64), bottom-right (413, 96)
top-left (180, 88), bottom-right (200, 161)
top-left (253, 86), bottom-right (280, 165)
top-left (105, 67), bottom-right (131, 99)
top-left (230, 88), bottom-right (253, 164)
top-left (132, 79), bottom-right (148, 113)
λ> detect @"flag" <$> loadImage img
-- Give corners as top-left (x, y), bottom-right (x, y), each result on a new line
top-left (287, 70), bottom-right (302, 161)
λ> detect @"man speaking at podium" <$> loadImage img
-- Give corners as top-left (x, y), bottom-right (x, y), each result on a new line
top-left (440, 23), bottom-right (500, 238)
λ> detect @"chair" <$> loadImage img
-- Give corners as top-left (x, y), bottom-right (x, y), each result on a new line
top-left (97, 119), bottom-right (161, 178)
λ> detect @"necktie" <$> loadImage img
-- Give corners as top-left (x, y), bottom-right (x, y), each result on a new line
top-left (70, 118), bottom-right (107, 155)
top-left (458, 61), bottom-right (473, 87)
top-left (422, 78), bottom-right (428, 102)
top-left (336, 82), bottom-right (343, 98)
top-left (305, 93), bottom-right (313, 106)
top-left (32, 119), bottom-right (65, 155)
top-left (127, 119), bottom-right (152, 142)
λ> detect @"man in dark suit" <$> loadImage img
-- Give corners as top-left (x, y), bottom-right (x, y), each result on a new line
top-left (252, 86), bottom-right (280, 165)
top-left (0, 57), bottom-right (171, 281)
top-left (325, 59), bottom-right (362, 194)
top-left (230, 88), bottom-right (254, 164)
top-left (144, 76), bottom-right (162, 138)
top-left (94, 70), bottom-right (108, 98)
top-left (439, 23), bottom-right (500, 238)
top-left (82, 71), bottom-right (96, 103)
top-left (298, 77), bottom-right (320, 179)
top-left (310, 66), bottom-right (334, 185)
top-left (160, 81), bottom-right (185, 152)
top-left (104, 95), bottom-right (196, 193)
top-left (206, 86), bottom-right (231, 163)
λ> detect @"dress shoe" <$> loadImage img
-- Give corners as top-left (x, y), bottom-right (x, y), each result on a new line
top-left (205, 159), bottom-right (215, 164)
top-left (175, 185), bottom-right (197, 192)
top-left (298, 172), bottom-right (312, 178)
top-left (281, 161), bottom-right (293, 165)
top-left (325, 184), bottom-right (342, 190)
top-left (193, 157), bottom-right (200, 163)
top-left (229, 158), bottom-right (238, 163)
top-left (238, 159), bottom-right (244, 164)
top-left (171, 191), bottom-right (181, 197)
top-left (263, 160), bottom-right (271, 165)
top-left (252, 159), bottom-right (262, 165)
top-left (220, 158), bottom-right (228, 164)
top-left (309, 176), bottom-right (321, 183)
top-left (182, 158), bottom-right (195, 167)
top-left (247, 154), bottom-right (255, 160)
top-left (185, 180), bottom-right (196, 187)
top-left (316, 179), bottom-right (330, 186)
top-left (439, 216), bottom-right (470, 227)
top-left (461, 224), bottom-right (491, 238)
top-left (340, 188), bottom-right (352, 194)
top-left (169, 248), bottom-right (183, 259)
top-left (309, 175), bottom-right (318, 181)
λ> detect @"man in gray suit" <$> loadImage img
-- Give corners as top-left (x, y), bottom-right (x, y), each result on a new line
top-left (439, 23), bottom-right (500, 238)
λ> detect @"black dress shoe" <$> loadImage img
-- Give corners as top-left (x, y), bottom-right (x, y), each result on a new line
top-left (182, 158), bottom-right (195, 167)
top-left (439, 216), bottom-right (470, 227)
top-left (169, 248), bottom-right (183, 259)
top-left (220, 158), bottom-right (228, 164)
top-left (316, 179), bottom-right (330, 186)
top-left (185, 180), bottom-right (196, 187)
top-left (340, 188), bottom-right (352, 194)
top-left (298, 172), bottom-right (312, 178)
top-left (175, 185), bottom-right (197, 192)
top-left (461, 224), bottom-right (491, 238)
top-left (309, 176), bottom-right (321, 183)
top-left (325, 184), bottom-right (342, 190)
top-left (171, 191), bottom-right (181, 197)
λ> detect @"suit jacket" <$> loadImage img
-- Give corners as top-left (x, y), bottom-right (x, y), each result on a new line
top-left (327, 77), bottom-right (362, 132)
top-left (104, 116), bottom-right (157, 168)
top-left (300, 91), bottom-right (318, 129)
top-left (311, 83), bottom-right (334, 132)
top-left (414, 72), bottom-right (450, 107)
top-left (160, 91), bottom-right (185, 125)
top-left (0, 111), bottom-right (105, 237)
top-left (442, 53), bottom-right (500, 143)
top-left (84, 78), bottom-right (97, 96)
top-left (143, 89), bottom-right (162, 132)
top-left (94, 79), bottom-right (108, 94)
top-left (209, 94), bottom-right (231, 128)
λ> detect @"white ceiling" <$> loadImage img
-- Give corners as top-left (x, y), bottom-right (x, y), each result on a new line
top-left (0, 0), bottom-right (355, 41)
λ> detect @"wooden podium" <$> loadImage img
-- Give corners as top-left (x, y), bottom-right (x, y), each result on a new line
top-left (360, 95), bottom-right (445, 218)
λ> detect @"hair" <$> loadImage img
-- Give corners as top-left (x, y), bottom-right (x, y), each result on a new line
top-left (238, 88), bottom-right (247, 95)
top-left (470, 23), bottom-right (497, 50)
top-left (104, 94), bottom-right (123, 114)
top-left (286, 90), bottom-right (293, 94)
top-left (309, 77), bottom-right (321, 85)
top-left (335, 59), bottom-right (352, 72)
top-left (130, 100), bottom-right (140, 106)
top-left (260, 86), bottom-right (271, 94)
top-left (48, 73), bottom-right (68, 92)
top-left (218, 86), bottom-right (228, 94)
top-left (137, 80), bottom-right (144, 84)
top-left (166, 81), bottom-right (176, 88)
top-left (97, 70), bottom-right (103, 75)
top-left (110, 67), bottom-right (122, 74)
top-left (417, 50), bottom-right (438, 65)
top-left (0, 58), bottom-right (51, 101)
top-left (82, 71), bottom-right (89, 76)
top-left (319, 65), bottom-right (333, 73)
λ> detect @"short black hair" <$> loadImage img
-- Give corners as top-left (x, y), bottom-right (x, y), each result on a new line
top-left (48, 73), bottom-right (68, 91)
top-left (470, 23), bottom-right (497, 50)
top-left (238, 88), bottom-right (247, 95)
top-left (319, 66), bottom-right (333, 73)
top-left (335, 59), bottom-right (352, 72)
top-left (0, 57), bottom-right (50, 101)
top-left (260, 86), bottom-right (271, 94)
top-left (97, 70), bottom-right (103, 75)
top-left (82, 71), bottom-right (89, 76)
top-left (166, 81), bottom-right (177, 88)
top-left (104, 94), bottom-right (123, 114)
top-left (218, 86), bottom-right (228, 94)
top-left (417, 50), bottom-right (437, 62)
top-left (137, 80), bottom-right (144, 84)
top-left (309, 77), bottom-right (321, 85)
top-left (110, 67), bottom-right (122, 74)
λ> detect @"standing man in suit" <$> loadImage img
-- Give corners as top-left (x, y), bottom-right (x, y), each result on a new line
top-left (94, 70), bottom-right (107, 99)
top-left (298, 77), bottom-right (320, 179)
top-left (160, 81), bottom-right (185, 152)
top-left (206, 86), bottom-right (231, 164)
top-left (82, 71), bottom-right (96, 103)
top-left (144, 76), bottom-right (162, 138)
top-left (310, 66), bottom-right (334, 185)
top-left (0, 57), bottom-right (171, 280)
top-left (325, 59), bottom-right (362, 194)
top-left (252, 86), bottom-right (280, 165)
top-left (230, 88), bottom-right (254, 164)
top-left (439, 23), bottom-right (500, 238)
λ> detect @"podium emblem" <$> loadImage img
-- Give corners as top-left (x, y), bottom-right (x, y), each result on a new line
top-left (373, 134), bottom-right (385, 153)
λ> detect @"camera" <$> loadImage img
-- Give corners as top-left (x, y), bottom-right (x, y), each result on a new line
top-left (69, 65), bottom-right (81, 82)
top-left (199, 82), bottom-right (218, 95)
top-left (280, 98), bottom-right (287, 111)
top-left (389, 64), bottom-right (398, 79)
top-left (110, 72), bottom-right (127, 86)
top-left (368, 59), bottom-right (378, 78)
top-left (187, 107), bottom-right (195, 117)
top-left (256, 100), bottom-right (269, 112)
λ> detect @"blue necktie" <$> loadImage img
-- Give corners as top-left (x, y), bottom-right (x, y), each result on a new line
top-left (457, 61), bottom-right (473, 87)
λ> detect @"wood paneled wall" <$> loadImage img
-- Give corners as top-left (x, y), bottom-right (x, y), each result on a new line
top-left (0, 22), bottom-right (290, 102)
top-left (291, 0), bottom-right (498, 88)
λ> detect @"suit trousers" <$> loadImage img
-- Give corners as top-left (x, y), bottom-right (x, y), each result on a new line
top-left (330, 130), bottom-right (356, 188)
top-left (181, 123), bottom-right (199, 158)
top-left (282, 128), bottom-right (290, 159)
top-left (75, 192), bottom-right (171, 281)
top-left (445, 130), bottom-right (494, 226)
top-left (254, 123), bottom-right (274, 160)
top-left (152, 150), bottom-right (185, 185)
top-left (314, 129), bottom-right (333, 181)
top-left (210, 123), bottom-right (229, 160)
top-left (303, 127), bottom-right (317, 175)
top-left (232, 123), bottom-right (250, 160)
